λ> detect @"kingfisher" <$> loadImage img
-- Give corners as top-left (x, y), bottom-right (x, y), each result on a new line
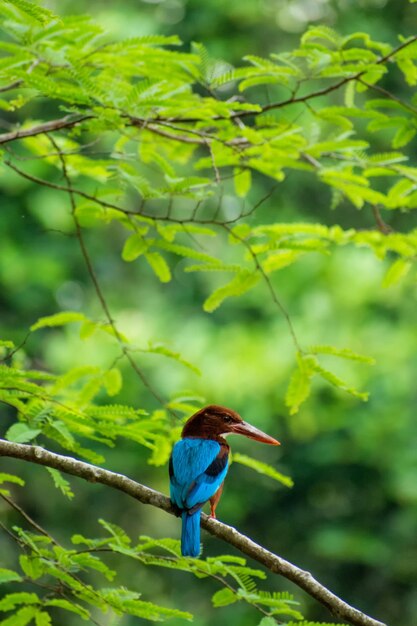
top-left (169, 404), bottom-right (280, 557)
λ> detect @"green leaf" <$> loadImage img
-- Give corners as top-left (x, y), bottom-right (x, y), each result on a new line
top-left (5, 0), bottom-right (56, 24)
top-left (356, 65), bottom-right (387, 90)
top-left (232, 453), bottom-right (293, 487)
top-left (122, 234), bottom-right (149, 261)
top-left (344, 80), bottom-right (356, 107)
top-left (309, 345), bottom-right (375, 364)
top-left (0, 606), bottom-right (38, 626)
top-left (0, 593), bottom-right (39, 611)
top-left (34, 612), bottom-right (51, 626)
top-left (392, 125), bottom-right (416, 148)
top-left (44, 600), bottom-right (90, 620)
top-left (144, 252), bottom-right (172, 283)
top-left (46, 468), bottom-right (74, 500)
top-left (144, 344), bottom-right (201, 375)
top-left (285, 354), bottom-right (316, 415)
top-left (211, 588), bottom-right (238, 607)
top-left (98, 519), bottom-right (131, 546)
top-left (228, 224), bottom-right (252, 243)
top-left (0, 340), bottom-right (15, 349)
top-left (5, 423), bottom-right (41, 444)
top-left (397, 57), bottom-right (417, 85)
top-left (302, 24), bottom-right (341, 46)
top-left (239, 74), bottom-right (289, 91)
top-left (262, 250), bottom-right (304, 273)
top-left (0, 569), bottom-right (22, 584)
top-left (79, 320), bottom-right (96, 340)
top-left (257, 618), bottom-right (279, 626)
top-left (19, 556), bottom-right (44, 581)
top-left (72, 552), bottom-right (116, 581)
top-left (234, 168), bottom-right (251, 197)
top-left (152, 239), bottom-right (221, 265)
top-left (30, 312), bottom-right (85, 331)
top-left (203, 272), bottom-right (260, 312)
top-left (0, 473), bottom-right (25, 487)
top-left (382, 257), bottom-right (411, 287)
top-left (46, 421), bottom-right (75, 447)
top-left (313, 363), bottom-right (369, 401)
top-left (148, 436), bottom-right (172, 466)
top-left (104, 368), bottom-right (123, 396)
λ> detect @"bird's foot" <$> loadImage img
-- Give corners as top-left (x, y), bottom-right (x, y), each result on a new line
top-left (170, 502), bottom-right (182, 518)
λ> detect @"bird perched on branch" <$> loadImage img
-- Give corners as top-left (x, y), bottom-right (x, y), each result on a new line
top-left (169, 404), bottom-right (280, 557)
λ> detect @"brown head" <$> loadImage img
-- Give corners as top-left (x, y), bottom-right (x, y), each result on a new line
top-left (181, 404), bottom-right (280, 445)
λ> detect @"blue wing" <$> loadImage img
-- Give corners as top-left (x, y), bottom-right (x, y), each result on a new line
top-left (170, 438), bottom-right (229, 511)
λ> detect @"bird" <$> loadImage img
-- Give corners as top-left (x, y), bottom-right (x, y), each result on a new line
top-left (169, 404), bottom-right (280, 557)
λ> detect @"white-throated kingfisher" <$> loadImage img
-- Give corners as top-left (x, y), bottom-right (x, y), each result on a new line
top-left (169, 404), bottom-right (280, 557)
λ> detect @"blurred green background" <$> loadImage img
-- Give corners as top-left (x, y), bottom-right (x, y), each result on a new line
top-left (1, 1), bottom-right (417, 625)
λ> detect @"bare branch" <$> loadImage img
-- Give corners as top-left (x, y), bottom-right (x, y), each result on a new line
top-left (0, 438), bottom-right (386, 626)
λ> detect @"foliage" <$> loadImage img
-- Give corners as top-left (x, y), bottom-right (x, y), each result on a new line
top-left (0, 0), bottom-right (416, 624)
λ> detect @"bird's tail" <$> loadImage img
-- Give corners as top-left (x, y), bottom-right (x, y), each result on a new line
top-left (181, 510), bottom-right (200, 557)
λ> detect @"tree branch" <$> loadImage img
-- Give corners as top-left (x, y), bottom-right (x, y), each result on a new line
top-left (0, 115), bottom-right (93, 145)
top-left (0, 80), bottom-right (23, 94)
top-left (0, 439), bottom-right (386, 626)
top-left (1, 34), bottom-right (415, 150)
top-left (167, 33), bottom-right (417, 123)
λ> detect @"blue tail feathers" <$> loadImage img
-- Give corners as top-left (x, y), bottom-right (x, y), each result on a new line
top-left (181, 510), bottom-right (200, 557)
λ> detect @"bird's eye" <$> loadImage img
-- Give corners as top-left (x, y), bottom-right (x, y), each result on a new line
top-left (222, 414), bottom-right (233, 423)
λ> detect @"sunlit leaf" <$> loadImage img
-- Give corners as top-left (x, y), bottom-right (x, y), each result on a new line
top-left (122, 234), bottom-right (149, 262)
top-left (30, 312), bottom-right (86, 331)
top-left (204, 272), bottom-right (260, 312)
top-left (382, 257), bottom-right (411, 287)
top-left (234, 168), bottom-right (252, 197)
top-left (211, 588), bottom-right (237, 607)
top-left (0, 569), bottom-right (22, 584)
top-left (145, 252), bottom-right (172, 282)
top-left (232, 453), bottom-right (293, 487)
top-left (5, 423), bottom-right (41, 444)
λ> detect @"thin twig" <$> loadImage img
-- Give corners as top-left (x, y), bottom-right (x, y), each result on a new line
top-left (0, 115), bottom-right (93, 145)
top-left (4, 158), bottom-right (267, 227)
top-left (0, 520), bottom-right (25, 545)
top-left (0, 330), bottom-right (31, 363)
top-left (358, 78), bottom-right (417, 116)
top-left (0, 492), bottom-right (59, 544)
top-left (46, 135), bottom-right (170, 411)
top-left (0, 80), bottom-right (23, 94)
top-left (371, 206), bottom-right (392, 234)
top-left (221, 223), bottom-right (303, 354)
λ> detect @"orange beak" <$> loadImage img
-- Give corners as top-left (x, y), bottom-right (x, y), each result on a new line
top-left (230, 420), bottom-right (280, 445)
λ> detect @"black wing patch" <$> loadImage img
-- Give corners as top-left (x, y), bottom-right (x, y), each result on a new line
top-left (168, 456), bottom-right (174, 479)
top-left (205, 450), bottom-right (228, 477)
